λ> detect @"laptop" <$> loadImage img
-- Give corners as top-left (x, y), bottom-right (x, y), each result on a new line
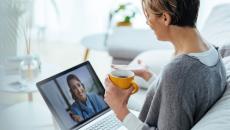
top-left (36, 61), bottom-right (127, 130)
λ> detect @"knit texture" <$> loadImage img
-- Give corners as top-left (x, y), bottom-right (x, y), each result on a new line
top-left (138, 54), bottom-right (227, 130)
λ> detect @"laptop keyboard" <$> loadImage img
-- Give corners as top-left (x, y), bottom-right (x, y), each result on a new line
top-left (86, 114), bottom-right (122, 130)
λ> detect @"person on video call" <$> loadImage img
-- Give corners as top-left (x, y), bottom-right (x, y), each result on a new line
top-left (67, 74), bottom-right (107, 122)
top-left (104, 0), bottom-right (227, 130)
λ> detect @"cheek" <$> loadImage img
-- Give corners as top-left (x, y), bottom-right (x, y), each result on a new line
top-left (80, 88), bottom-right (85, 93)
top-left (73, 90), bottom-right (79, 95)
top-left (148, 21), bottom-right (161, 38)
top-left (147, 19), bottom-right (156, 30)
top-left (149, 20), bottom-right (168, 41)
top-left (148, 18), bottom-right (161, 33)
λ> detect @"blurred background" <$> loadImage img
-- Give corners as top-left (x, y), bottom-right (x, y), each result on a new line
top-left (0, 0), bottom-right (230, 129)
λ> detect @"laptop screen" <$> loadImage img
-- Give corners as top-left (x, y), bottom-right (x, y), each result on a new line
top-left (37, 61), bottom-right (109, 130)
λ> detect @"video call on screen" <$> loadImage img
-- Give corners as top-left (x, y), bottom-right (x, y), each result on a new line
top-left (39, 64), bottom-right (108, 129)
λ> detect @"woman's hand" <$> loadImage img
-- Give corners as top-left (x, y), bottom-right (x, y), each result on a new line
top-left (132, 68), bottom-right (153, 81)
top-left (112, 60), bottom-right (153, 81)
top-left (104, 77), bottom-right (133, 121)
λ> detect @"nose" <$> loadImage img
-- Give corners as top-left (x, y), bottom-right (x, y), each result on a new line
top-left (75, 87), bottom-right (81, 93)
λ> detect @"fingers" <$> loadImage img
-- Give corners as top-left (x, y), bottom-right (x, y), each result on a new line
top-left (138, 59), bottom-right (145, 66)
top-left (122, 86), bottom-right (134, 105)
top-left (128, 86), bottom-right (135, 95)
top-left (111, 64), bottom-right (129, 70)
top-left (137, 59), bottom-right (142, 64)
top-left (104, 76), bottom-right (117, 95)
top-left (137, 59), bottom-right (148, 69)
top-left (131, 69), bottom-right (143, 76)
top-left (104, 76), bottom-right (115, 90)
top-left (111, 64), bottom-right (118, 69)
top-left (104, 76), bottom-right (110, 87)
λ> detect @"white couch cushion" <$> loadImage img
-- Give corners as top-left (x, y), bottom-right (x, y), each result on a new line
top-left (191, 84), bottom-right (230, 130)
top-left (201, 4), bottom-right (230, 47)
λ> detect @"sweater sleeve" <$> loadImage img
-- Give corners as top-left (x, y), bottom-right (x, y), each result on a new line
top-left (123, 63), bottom-right (194, 130)
top-left (122, 113), bottom-right (145, 130)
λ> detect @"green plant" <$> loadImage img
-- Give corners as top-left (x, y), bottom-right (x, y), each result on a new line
top-left (103, 3), bottom-right (138, 46)
top-left (110, 3), bottom-right (138, 24)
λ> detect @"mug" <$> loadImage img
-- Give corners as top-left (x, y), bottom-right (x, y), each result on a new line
top-left (109, 70), bottom-right (139, 94)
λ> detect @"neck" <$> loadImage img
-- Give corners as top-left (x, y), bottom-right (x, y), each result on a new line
top-left (168, 26), bottom-right (209, 56)
top-left (77, 98), bottom-right (87, 104)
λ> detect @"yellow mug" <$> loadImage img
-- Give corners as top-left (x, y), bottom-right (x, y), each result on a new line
top-left (109, 70), bottom-right (139, 94)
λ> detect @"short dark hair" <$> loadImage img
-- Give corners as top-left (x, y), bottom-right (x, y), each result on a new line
top-left (66, 74), bottom-right (81, 88)
top-left (142, 0), bottom-right (200, 27)
top-left (66, 74), bottom-right (84, 100)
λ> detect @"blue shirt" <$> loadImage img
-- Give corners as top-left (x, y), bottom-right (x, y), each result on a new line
top-left (71, 93), bottom-right (107, 122)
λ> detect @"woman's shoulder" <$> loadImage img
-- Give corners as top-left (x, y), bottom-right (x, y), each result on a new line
top-left (162, 54), bottom-right (222, 79)
top-left (167, 54), bottom-right (200, 68)
top-left (163, 55), bottom-right (197, 76)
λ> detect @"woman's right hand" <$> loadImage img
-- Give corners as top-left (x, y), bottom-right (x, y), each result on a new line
top-left (111, 60), bottom-right (154, 81)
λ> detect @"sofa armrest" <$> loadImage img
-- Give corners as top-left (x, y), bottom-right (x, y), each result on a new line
top-left (107, 28), bottom-right (172, 64)
top-left (191, 84), bottom-right (230, 130)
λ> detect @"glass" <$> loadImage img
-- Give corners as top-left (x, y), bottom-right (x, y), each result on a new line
top-left (19, 55), bottom-right (40, 85)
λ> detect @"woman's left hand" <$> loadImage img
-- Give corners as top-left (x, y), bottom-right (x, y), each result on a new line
top-left (104, 76), bottom-right (134, 121)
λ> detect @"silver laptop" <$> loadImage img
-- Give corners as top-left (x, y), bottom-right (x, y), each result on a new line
top-left (36, 61), bottom-right (127, 130)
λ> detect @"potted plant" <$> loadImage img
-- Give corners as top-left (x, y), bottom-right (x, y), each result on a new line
top-left (109, 3), bottom-right (138, 27)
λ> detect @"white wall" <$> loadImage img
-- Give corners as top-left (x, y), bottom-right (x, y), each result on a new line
top-left (32, 0), bottom-right (149, 42)
top-left (33, 0), bottom-right (115, 42)
top-left (32, 0), bottom-right (230, 42)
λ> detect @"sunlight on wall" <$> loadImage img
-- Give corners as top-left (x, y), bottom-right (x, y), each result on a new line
top-left (32, 0), bottom-right (230, 42)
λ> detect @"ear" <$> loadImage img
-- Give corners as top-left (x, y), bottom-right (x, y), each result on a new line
top-left (162, 12), bottom-right (171, 26)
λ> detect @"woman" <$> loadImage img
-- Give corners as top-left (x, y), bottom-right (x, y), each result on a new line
top-left (104, 0), bottom-right (227, 129)
top-left (67, 74), bottom-right (107, 122)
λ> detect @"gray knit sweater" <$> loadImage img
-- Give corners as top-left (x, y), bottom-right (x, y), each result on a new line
top-left (137, 54), bottom-right (227, 130)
